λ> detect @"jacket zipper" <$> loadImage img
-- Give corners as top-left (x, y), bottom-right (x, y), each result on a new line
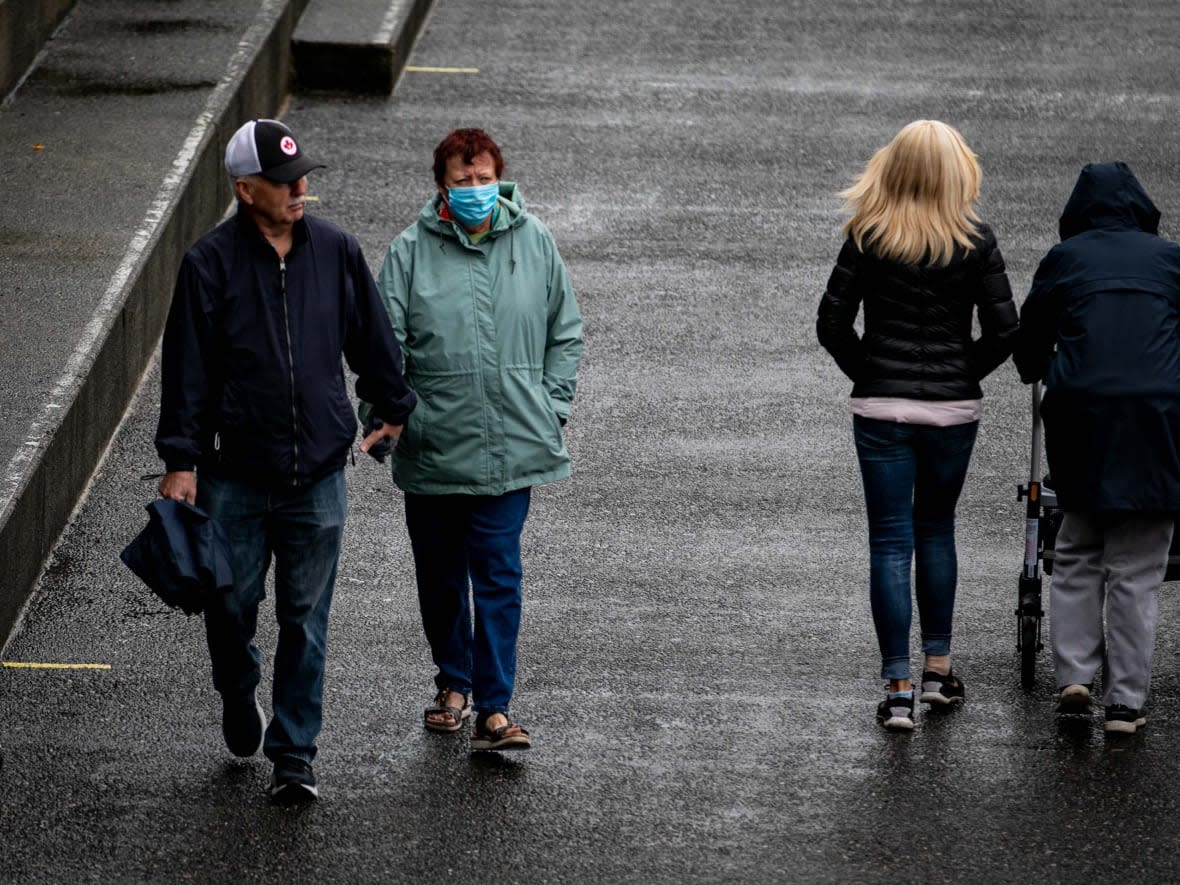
top-left (279, 258), bottom-right (300, 483)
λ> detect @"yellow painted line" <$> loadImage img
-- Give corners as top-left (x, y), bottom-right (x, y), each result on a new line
top-left (3, 662), bottom-right (111, 671)
top-left (404, 65), bottom-right (479, 74)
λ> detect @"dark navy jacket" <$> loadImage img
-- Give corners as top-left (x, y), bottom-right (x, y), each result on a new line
top-left (156, 207), bottom-right (417, 488)
top-left (1014, 162), bottom-right (1180, 512)
top-left (120, 499), bottom-right (234, 615)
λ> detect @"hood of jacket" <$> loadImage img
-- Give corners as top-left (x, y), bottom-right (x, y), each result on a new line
top-left (419, 180), bottom-right (527, 243)
top-left (1059, 161), bottom-right (1161, 241)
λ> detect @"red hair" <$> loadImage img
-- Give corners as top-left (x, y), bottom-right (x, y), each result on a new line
top-left (433, 128), bottom-right (504, 187)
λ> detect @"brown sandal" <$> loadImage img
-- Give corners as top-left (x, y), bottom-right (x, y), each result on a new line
top-left (470, 712), bottom-right (532, 751)
top-left (423, 687), bottom-right (471, 733)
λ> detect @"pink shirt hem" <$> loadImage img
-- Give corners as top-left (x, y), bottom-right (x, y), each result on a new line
top-left (850, 397), bottom-right (981, 427)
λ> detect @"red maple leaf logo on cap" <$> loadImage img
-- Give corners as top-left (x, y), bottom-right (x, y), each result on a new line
top-left (280, 136), bottom-right (297, 156)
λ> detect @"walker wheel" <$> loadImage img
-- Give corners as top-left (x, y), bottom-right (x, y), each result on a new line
top-left (1019, 614), bottom-right (1040, 689)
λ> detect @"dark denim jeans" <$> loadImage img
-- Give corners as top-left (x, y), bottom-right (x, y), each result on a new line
top-left (853, 416), bottom-right (978, 681)
top-left (404, 488), bottom-right (531, 714)
top-left (197, 469), bottom-right (346, 763)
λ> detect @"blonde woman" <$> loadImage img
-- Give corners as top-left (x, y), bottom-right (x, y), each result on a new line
top-left (817, 120), bottom-right (1018, 731)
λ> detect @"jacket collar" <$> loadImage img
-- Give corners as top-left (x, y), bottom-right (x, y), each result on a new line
top-left (234, 203), bottom-right (310, 255)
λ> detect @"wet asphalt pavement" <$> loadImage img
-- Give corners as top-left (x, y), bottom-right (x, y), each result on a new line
top-left (6, 0), bottom-right (1180, 882)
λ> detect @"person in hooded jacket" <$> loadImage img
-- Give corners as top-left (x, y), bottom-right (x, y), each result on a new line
top-left (366, 128), bottom-right (583, 751)
top-left (1014, 162), bottom-right (1180, 734)
top-left (817, 120), bottom-right (1018, 731)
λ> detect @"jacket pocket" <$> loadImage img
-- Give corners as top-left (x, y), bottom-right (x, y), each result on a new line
top-left (396, 388), bottom-right (430, 459)
top-left (403, 372), bottom-right (486, 483)
top-left (215, 384), bottom-right (249, 467)
top-left (502, 370), bottom-right (566, 470)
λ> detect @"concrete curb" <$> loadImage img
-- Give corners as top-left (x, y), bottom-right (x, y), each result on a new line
top-left (292, 0), bottom-right (433, 94)
top-left (0, 0), bottom-right (76, 100)
top-left (0, 0), bottom-right (312, 645)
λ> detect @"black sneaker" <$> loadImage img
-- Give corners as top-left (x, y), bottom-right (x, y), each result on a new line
top-left (1055, 684), bottom-right (1094, 715)
top-left (919, 671), bottom-right (965, 706)
top-left (1104, 704), bottom-right (1147, 735)
top-left (876, 693), bottom-right (915, 731)
top-left (222, 693), bottom-right (265, 757)
top-left (270, 756), bottom-right (319, 804)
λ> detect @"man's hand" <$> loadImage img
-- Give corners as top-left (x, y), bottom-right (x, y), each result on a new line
top-left (359, 419), bottom-right (402, 463)
top-left (158, 470), bottom-right (197, 504)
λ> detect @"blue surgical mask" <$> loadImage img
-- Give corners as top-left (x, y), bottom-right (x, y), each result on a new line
top-left (446, 182), bottom-right (499, 228)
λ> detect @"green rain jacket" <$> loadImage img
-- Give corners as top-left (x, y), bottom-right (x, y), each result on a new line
top-left (372, 181), bottom-right (583, 495)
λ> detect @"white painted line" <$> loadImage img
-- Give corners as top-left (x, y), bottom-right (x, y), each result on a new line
top-left (3, 662), bottom-right (111, 671)
top-left (405, 66), bottom-right (479, 74)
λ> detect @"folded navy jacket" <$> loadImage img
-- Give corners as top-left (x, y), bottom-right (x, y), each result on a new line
top-left (120, 499), bottom-right (234, 615)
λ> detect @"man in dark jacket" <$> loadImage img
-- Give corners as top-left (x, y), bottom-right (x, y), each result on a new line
top-left (1015, 161), bottom-right (1180, 734)
top-left (156, 119), bottom-right (415, 802)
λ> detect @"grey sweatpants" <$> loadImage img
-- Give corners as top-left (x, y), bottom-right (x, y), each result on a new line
top-left (1050, 512), bottom-right (1173, 709)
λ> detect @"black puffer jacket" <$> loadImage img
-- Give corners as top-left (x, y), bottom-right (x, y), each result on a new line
top-left (817, 224), bottom-right (1018, 400)
top-left (1014, 162), bottom-right (1180, 512)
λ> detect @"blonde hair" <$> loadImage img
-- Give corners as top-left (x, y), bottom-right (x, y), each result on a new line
top-left (841, 120), bottom-right (982, 266)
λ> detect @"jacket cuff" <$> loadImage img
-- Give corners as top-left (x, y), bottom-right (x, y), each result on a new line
top-left (371, 410), bottom-right (406, 427)
top-left (373, 390), bottom-right (418, 426)
top-left (164, 461), bottom-right (196, 474)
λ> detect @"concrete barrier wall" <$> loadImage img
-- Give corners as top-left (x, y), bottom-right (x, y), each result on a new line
top-left (0, 0), bottom-right (311, 643)
top-left (292, 0), bottom-right (435, 93)
top-left (0, 0), bottom-right (76, 98)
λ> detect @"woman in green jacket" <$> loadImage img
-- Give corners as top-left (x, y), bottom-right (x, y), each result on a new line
top-left (368, 128), bottom-right (583, 751)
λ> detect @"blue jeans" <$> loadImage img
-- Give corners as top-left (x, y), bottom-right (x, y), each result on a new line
top-left (404, 488), bottom-right (531, 714)
top-left (197, 470), bottom-right (346, 763)
top-left (853, 416), bottom-right (978, 681)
